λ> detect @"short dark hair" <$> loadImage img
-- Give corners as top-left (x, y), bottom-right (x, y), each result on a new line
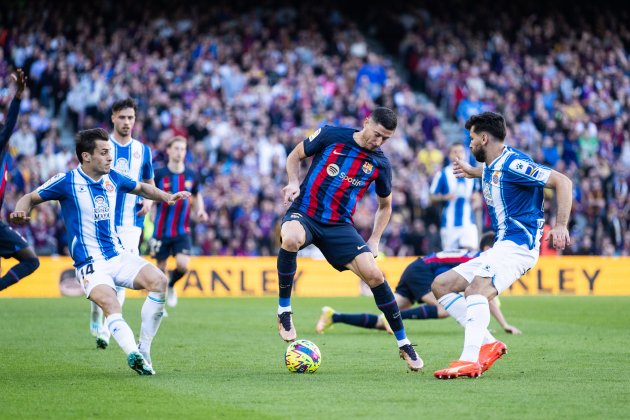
top-left (76, 128), bottom-right (109, 163)
top-left (449, 141), bottom-right (466, 151)
top-left (167, 135), bottom-right (187, 148)
top-left (465, 112), bottom-right (506, 141)
top-left (370, 107), bottom-right (397, 130)
top-left (479, 231), bottom-right (496, 250)
top-left (111, 98), bottom-right (137, 114)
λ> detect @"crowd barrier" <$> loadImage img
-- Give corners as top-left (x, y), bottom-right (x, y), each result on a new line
top-left (1, 256), bottom-right (629, 298)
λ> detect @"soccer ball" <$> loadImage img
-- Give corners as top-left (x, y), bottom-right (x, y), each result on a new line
top-left (285, 339), bottom-right (321, 373)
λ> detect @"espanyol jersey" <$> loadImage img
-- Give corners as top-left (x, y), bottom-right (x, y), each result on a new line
top-left (481, 146), bottom-right (551, 250)
top-left (109, 136), bottom-right (153, 228)
top-left (37, 167), bottom-right (138, 268)
top-left (288, 125), bottom-right (392, 224)
top-left (153, 167), bottom-right (199, 239)
top-left (430, 165), bottom-right (478, 228)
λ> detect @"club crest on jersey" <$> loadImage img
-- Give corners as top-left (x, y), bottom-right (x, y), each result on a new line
top-left (492, 171), bottom-right (501, 185)
top-left (93, 196), bottom-right (110, 220)
top-left (115, 157), bottom-right (129, 175)
top-left (104, 181), bottom-right (115, 193)
top-left (362, 162), bottom-right (373, 174)
top-left (185, 180), bottom-right (193, 190)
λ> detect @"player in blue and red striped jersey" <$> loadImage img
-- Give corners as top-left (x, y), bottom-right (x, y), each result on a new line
top-left (0, 69), bottom-right (40, 292)
top-left (151, 136), bottom-right (207, 308)
top-left (316, 232), bottom-right (521, 335)
top-left (277, 107), bottom-right (423, 372)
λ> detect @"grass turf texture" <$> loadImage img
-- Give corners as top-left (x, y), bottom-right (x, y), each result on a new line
top-left (0, 296), bottom-right (628, 419)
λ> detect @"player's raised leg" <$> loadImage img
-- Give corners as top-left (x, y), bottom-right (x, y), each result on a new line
top-left (347, 253), bottom-right (423, 371)
top-left (0, 230), bottom-right (40, 292)
top-left (276, 220), bottom-right (305, 342)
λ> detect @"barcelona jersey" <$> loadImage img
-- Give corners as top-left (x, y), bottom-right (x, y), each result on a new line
top-left (289, 125), bottom-right (392, 224)
top-left (0, 98), bottom-right (21, 212)
top-left (153, 167), bottom-right (199, 239)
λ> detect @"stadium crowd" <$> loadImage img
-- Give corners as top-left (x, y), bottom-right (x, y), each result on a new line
top-left (0, 0), bottom-right (628, 257)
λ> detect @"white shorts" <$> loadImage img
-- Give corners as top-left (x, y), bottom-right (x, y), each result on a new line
top-left (75, 253), bottom-right (149, 297)
top-left (116, 226), bottom-right (142, 255)
top-left (440, 225), bottom-right (479, 251)
top-left (452, 240), bottom-right (539, 294)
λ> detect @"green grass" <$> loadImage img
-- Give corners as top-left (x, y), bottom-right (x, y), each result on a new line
top-left (0, 296), bottom-right (628, 419)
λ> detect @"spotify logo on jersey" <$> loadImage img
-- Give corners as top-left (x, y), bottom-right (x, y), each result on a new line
top-left (327, 164), bottom-right (340, 176)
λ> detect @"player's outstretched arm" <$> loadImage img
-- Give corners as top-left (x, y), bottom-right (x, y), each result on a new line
top-left (489, 298), bottom-right (522, 334)
top-left (10, 191), bottom-right (45, 225)
top-left (452, 157), bottom-right (482, 179)
top-left (132, 182), bottom-right (191, 206)
top-left (0, 69), bottom-right (27, 147)
top-left (544, 170), bottom-right (573, 250)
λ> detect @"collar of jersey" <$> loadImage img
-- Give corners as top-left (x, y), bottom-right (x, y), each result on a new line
top-left (486, 146), bottom-right (509, 170)
top-left (77, 165), bottom-right (105, 185)
top-left (109, 134), bottom-right (134, 147)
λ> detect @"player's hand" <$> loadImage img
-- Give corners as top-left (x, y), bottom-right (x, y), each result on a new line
top-left (136, 199), bottom-right (153, 216)
top-left (9, 211), bottom-right (31, 225)
top-left (546, 225), bottom-right (570, 250)
top-left (197, 210), bottom-right (209, 223)
top-left (366, 239), bottom-right (379, 258)
top-left (166, 191), bottom-right (191, 205)
top-left (503, 324), bottom-right (522, 335)
top-left (452, 157), bottom-right (476, 179)
top-left (12, 68), bottom-right (27, 98)
top-left (282, 182), bottom-right (300, 206)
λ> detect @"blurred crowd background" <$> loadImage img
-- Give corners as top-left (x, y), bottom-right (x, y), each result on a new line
top-left (1, 0), bottom-right (628, 257)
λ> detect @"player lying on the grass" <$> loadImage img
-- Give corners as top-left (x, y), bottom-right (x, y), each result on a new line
top-left (432, 112), bottom-right (572, 379)
top-left (316, 232), bottom-right (521, 335)
top-left (10, 128), bottom-right (190, 376)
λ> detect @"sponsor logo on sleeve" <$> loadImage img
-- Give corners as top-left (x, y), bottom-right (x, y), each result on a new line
top-left (308, 128), bottom-right (322, 142)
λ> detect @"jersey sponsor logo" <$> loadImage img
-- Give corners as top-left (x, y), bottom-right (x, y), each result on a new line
top-left (93, 196), bottom-right (110, 220)
top-left (362, 162), bottom-right (373, 174)
top-left (509, 159), bottom-right (549, 180)
top-left (327, 163), bottom-right (340, 176)
top-left (326, 163), bottom-right (365, 187)
top-left (357, 244), bottom-right (367, 250)
top-left (332, 150), bottom-right (346, 156)
top-left (290, 213), bottom-right (302, 219)
top-left (482, 181), bottom-right (494, 207)
top-left (308, 128), bottom-right (322, 141)
top-left (115, 157), bottom-right (129, 174)
top-left (104, 181), bottom-right (115, 193)
top-left (78, 186), bottom-right (87, 193)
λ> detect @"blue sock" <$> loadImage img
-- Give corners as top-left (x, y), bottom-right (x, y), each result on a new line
top-left (277, 248), bottom-right (297, 308)
top-left (401, 305), bottom-right (438, 320)
top-left (332, 313), bottom-right (378, 329)
top-left (371, 281), bottom-right (406, 341)
top-left (0, 258), bottom-right (40, 291)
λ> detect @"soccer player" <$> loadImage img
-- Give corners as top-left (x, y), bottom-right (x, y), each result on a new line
top-left (90, 98), bottom-right (155, 349)
top-left (316, 232), bottom-right (521, 335)
top-left (276, 107), bottom-right (423, 371)
top-left (10, 128), bottom-right (190, 375)
top-left (152, 136), bottom-right (207, 307)
top-left (0, 69), bottom-right (40, 292)
top-left (430, 142), bottom-right (481, 250)
top-left (432, 112), bottom-right (572, 379)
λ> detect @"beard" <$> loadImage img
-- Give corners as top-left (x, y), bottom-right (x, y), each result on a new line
top-left (472, 147), bottom-right (486, 163)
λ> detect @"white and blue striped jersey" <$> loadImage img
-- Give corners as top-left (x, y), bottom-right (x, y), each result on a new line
top-left (430, 165), bottom-right (478, 229)
top-left (37, 167), bottom-right (138, 268)
top-left (481, 146), bottom-right (551, 250)
top-left (109, 136), bottom-right (153, 228)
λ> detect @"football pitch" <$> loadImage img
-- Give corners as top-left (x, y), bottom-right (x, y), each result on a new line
top-left (1, 296), bottom-right (628, 419)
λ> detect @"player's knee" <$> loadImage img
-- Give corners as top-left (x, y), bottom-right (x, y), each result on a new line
top-left (280, 235), bottom-right (303, 252)
top-left (22, 257), bottom-right (40, 275)
top-left (147, 271), bottom-right (168, 293)
top-left (362, 269), bottom-right (384, 288)
top-left (432, 274), bottom-right (451, 298)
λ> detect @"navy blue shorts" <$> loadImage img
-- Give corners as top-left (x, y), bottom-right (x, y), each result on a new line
top-left (152, 234), bottom-right (192, 261)
top-left (394, 259), bottom-right (435, 303)
top-left (281, 211), bottom-right (368, 271)
top-left (0, 221), bottom-right (29, 257)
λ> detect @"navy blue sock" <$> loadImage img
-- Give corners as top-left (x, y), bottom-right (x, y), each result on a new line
top-left (169, 269), bottom-right (187, 287)
top-left (332, 313), bottom-right (378, 329)
top-left (277, 248), bottom-right (297, 307)
top-left (0, 258), bottom-right (40, 291)
top-left (371, 281), bottom-right (406, 341)
top-left (401, 305), bottom-right (439, 320)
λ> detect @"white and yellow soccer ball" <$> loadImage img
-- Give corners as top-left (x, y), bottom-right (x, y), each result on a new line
top-left (285, 339), bottom-right (321, 373)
